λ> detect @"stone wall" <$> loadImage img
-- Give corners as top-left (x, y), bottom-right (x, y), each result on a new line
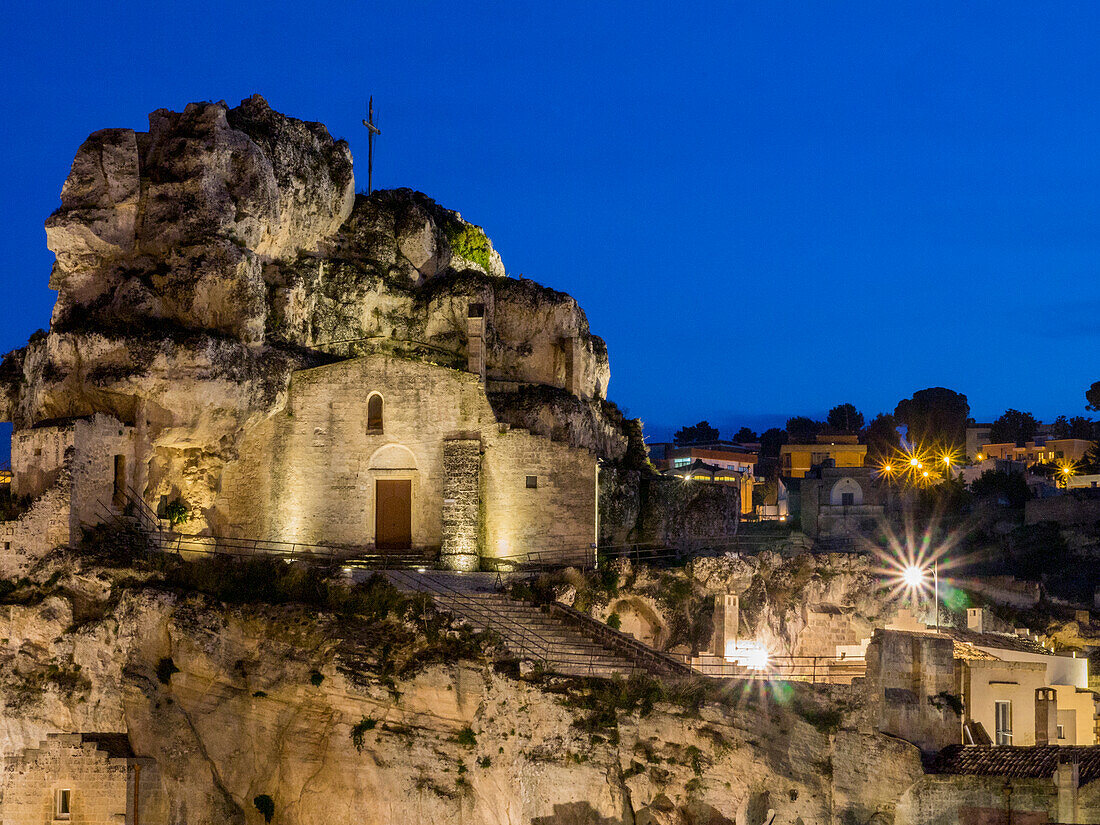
top-left (213, 354), bottom-right (596, 564)
top-left (0, 734), bottom-right (166, 825)
top-left (791, 605), bottom-right (868, 658)
top-left (11, 426), bottom-right (74, 500)
top-left (2, 414), bottom-right (138, 575)
top-left (482, 427), bottom-right (596, 560)
top-left (598, 466), bottom-right (739, 549)
top-left (67, 415), bottom-right (137, 532)
top-left (896, 775), bottom-right (1066, 825)
top-left (0, 478), bottom-right (71, 578)
top-left (865, 629), bottom-right (961, 754)
top-left (441, 438), bottom-right (481, 570)
top-left (1026, 492), bottom-right (1100, 526)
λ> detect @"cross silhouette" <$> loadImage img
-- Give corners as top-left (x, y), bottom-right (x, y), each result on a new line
top-left (362, 97), bottom-right (381, 195)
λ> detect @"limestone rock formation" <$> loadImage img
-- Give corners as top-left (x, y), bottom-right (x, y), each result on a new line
top-left (1, 96), bottom-right (630, 536)
top-left (0, 553), bottom-right (924, 825)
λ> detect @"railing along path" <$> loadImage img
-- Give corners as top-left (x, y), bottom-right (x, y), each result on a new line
top-left (383, 569), bottom-right (646, 677)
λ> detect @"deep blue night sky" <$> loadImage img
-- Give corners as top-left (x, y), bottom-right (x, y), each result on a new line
top-left (2, 1), bottom-right (1099, 446)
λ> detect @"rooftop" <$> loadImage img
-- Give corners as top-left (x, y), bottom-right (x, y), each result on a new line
top-left (933, 745), bottom-right (1100, 783)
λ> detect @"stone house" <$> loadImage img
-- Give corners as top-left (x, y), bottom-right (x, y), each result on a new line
top-left (898, 746), bottom-right (1100, 825)
top-left (799, 465), bottom-right (887, 539)
top-left (865, 614), bottom-right (1099, 756)
top-left (0, 733), bottom-right (166, 825)
top-left (1, 415), bottom-right (135, 578)
top-left (212, 351), bottom-right (599, 570)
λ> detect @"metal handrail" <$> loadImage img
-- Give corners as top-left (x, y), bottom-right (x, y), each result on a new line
top-left (385, 570), bottom-right (642, 677)
top-left (548, 601), bottom-right (696, 678)
top-left (686, 654), bottom-right (867, 684)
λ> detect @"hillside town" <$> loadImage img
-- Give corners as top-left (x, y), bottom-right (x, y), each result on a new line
top-left (0, 94), bottom-right (1098, 825)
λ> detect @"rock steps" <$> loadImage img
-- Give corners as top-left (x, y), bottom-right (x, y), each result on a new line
top-left (383, 572), bottom-right (641, 678)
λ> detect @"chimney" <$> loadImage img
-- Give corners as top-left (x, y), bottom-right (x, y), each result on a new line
top-left (967, 608), bottom-right (984, 634)
top-left (1035, 687), bottom-right (1058, 745)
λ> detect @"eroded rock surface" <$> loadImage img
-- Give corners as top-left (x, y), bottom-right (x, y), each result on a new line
top-left (0, 553), bottom-right (923, 825)
top-left (1, 96), bottom-right (631, 534)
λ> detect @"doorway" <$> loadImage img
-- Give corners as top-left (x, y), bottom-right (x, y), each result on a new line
top-left (375, 479), bottom-right (412, 550)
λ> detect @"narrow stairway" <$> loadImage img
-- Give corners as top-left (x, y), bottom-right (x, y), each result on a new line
top-left (381, 571), bottom-right (643, 678)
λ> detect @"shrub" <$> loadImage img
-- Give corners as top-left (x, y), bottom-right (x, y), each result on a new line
top-left (793, 700), bottom-right (842, 734)
top-left (606, 612), bottom-right (622, 631)
top-left (309, 669), bottom-right (325, 687)
top-left (477, 755), bottom-right (492, 768)
top-left (155, 657), bottom-right (179, 685)
top-left (929, 691), bottom-right (964, 716)
top-left (350, 717), bottom-right (376, 752)
top-left (253, 794), bottom-right (275, 823)
top-left (455, 726), bottom-right (477, 748)
top-left (444, 221), bottom-right (492, 273)
top-left (164, 499), bottom-right (190, 526)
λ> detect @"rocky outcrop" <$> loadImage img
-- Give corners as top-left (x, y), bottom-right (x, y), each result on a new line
top-left (1, 96), bottom-right (628, 537)
top-left (0, 553), bottom-right (924, 825)
top-left (599, 466), bottom-right (741, 547)
top-left (266, 192), bottom-right (612, 401)
top-left (46, 95), bottom-right (355, 344)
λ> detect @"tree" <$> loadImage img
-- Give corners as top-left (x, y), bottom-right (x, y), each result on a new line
top-left (893, 387), bottom-right (970, 449)
top-left (1052, 415), bottom-right (1095, 440)
top-left (826, 403), bottom-right (864, 433)
top-left (733, 426), bottom-right (757, 444)
top-left (785, 416), bottom-right (823, 444)
top-left (862, 412), bottom-right (901, 459)
top-left (674, 421), bottom-right (719, 445)
top-left (1087, 381), bottom-right (1100, 411)
top-left (988, 409), bottom-right (1039, 446)
top-left (759, 428), bottom-right (788, 458)
top-left (1082, 442), bottom-right (1100, 474)
top-left (970, 470), bottom-right (1030, 509)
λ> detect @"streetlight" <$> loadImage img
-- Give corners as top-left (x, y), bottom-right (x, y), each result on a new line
top-left (904, 562), bottom-right (939, 628)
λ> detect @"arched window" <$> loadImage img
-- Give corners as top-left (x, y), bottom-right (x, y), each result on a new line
top-left (367, 393), bottom-right (384, 433)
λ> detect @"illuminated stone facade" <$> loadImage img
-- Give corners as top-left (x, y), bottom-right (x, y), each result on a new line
top-left (212, 354), bottom-right (597, 567)
top-left (0, 733), bottom-right (166, 825)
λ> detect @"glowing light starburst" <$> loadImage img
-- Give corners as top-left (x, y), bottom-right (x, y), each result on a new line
top-left (871, 511), bottom-right (965, 626)
top-left (1056, 460), bottom-right (1078, 488)
top-left (875, 440), bottom-right (962, 487)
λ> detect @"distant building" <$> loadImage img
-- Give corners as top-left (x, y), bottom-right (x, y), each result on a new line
top-left (780, 434), bottom-right (866, 478)
top-left (649, 441), bottom-right (758, 474)
top-left (799, 465), bottom-right (885, 539)
top-left (978, 436), bottom-right (1092, 466)
top-left (661, 459), bottom-right (754, 515)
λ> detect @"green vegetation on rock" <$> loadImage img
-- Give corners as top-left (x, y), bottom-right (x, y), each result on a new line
top-left (444, 220), bottom-right (492, 273)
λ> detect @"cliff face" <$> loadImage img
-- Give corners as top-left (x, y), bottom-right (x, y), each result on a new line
top-left (0, 96), bottom-right (627, 531)
top-left (0, 552), bottom-right (923, 825)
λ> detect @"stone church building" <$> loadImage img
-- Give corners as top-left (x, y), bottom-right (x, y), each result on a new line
top-left (0, 97), bottom-right (629, 575)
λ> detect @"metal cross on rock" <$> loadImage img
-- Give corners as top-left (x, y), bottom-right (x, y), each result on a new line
top-left (362, 97), bottom-right (381, 195)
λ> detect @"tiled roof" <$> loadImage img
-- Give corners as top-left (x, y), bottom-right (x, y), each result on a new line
top-left (933, 746), bottom-right (1100, 783)
top-left (946, 627), bottom-right (1048, 655)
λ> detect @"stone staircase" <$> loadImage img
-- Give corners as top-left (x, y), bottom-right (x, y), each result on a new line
top-left (381, 571), bottom-right (645, 678)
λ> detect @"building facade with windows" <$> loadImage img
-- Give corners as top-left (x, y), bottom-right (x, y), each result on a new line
top-left (649, 441), bottom-right (758, 474)
top-left (979, 437), bottom-right (1092, 466)
top-left (780, 434), bottom-right (866, 478)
